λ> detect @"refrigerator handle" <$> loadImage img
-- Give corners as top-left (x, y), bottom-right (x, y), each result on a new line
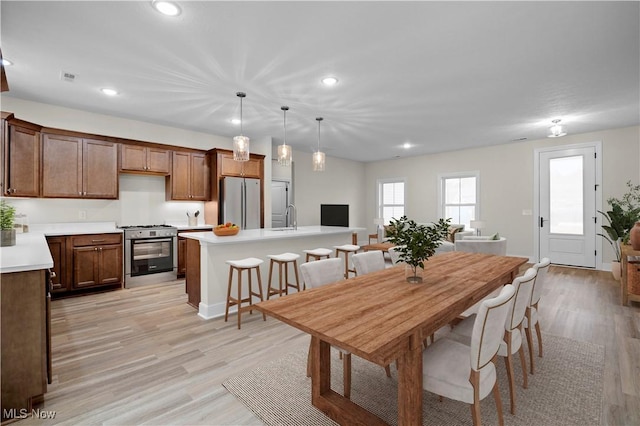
top-left (241, 180), bottom-right (246, 229)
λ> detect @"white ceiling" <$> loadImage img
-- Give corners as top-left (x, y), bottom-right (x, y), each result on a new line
top-left (1, 1), bottom-right (638, 162)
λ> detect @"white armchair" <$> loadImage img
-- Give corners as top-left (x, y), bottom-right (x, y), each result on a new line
top-left (455, 236), bottom-right (507, 256)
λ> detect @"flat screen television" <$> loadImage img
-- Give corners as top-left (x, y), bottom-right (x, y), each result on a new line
top-left (321, 204), bottom-right (349, 227)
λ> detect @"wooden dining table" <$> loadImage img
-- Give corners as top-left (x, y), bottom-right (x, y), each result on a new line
top-left (255, 251), bottom-right (528, 426)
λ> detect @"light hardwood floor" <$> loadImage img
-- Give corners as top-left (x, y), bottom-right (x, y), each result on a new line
top-left (16, 266), bottom-right (640, 425)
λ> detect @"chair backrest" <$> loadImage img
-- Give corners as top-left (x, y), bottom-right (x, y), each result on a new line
top-left (469, 284), bottom-right (516, 371)
top-left (455, 237), bottom-right (507, 256)
top-left (387, 245), bottom-right (404, 265)
top-left (299, 258), bottom-right (344, 288)
top-left (505, 268), bottom-right (537, 332)
top-left (531, 257), bottom-right (550, 305)
top-left (352, 250), bottom-right (386, 276)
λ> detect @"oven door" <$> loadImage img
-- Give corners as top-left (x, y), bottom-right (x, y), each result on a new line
top-left (130, 237), bottom-right (174, 277)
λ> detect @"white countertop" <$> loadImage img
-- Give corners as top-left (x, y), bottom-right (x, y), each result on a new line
top-left (1, 233), bottom-right (54, 273)
top-left (165, 221), bottom-right (213, 231)
top-left (180, 226), bottom-right (363, 245)
top-left (30, 221), bottom-right (121, 236)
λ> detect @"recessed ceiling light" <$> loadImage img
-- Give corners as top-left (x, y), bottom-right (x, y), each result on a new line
top-left (230, 118), bottom-right (242, 125)
top-left (152, 1), bottom-right (181, 16)
top-left (321, 76), bottom-right (338, 86)
top-left (1, 59), bottom-right (12, 66)
top-left (101, 88), bottom-right (119, 96)
top-left (403, 142), bottom-right (411, 149)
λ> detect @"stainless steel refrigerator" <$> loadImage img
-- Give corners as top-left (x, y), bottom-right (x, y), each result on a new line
top-left (220, 176), bottom-right (261, 229)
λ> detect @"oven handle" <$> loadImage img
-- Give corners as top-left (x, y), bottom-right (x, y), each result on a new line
top-left (132, 238), bottom-right (174, 244)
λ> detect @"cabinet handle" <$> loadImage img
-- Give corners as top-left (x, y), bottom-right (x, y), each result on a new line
top-left (50, 271), bottom-right (57, 278)
top-left (94, 247), bottom-right (98, 251)
top-left (92, 239), bottom-right (106, 243)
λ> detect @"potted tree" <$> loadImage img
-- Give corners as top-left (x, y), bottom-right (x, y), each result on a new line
top-left (598, 181), bottom-right (640, 280)
top-left (0, 200), bottom-right (16, 247)
top-left (386, 216), bottom-right (450, 283)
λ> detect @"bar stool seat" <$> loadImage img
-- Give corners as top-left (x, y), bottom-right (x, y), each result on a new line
top-left (303, 248), bottom-right (332, 262)
top-left (224, 257), bottom-right (266, 329)
top-left (334, 244), bottom-right (361, 278)
top-left (266, 252), bottom-right (301, 299)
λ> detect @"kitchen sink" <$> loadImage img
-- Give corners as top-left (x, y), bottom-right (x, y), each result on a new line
top-left (271, 227), bottom-right (296, 231)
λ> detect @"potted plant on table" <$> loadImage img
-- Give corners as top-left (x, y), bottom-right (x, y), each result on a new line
top-left (0, 200), bottom-right (16, 247)
top-left (386, 216), bottom-right (450, 283)
top-left (598, 181), bottom-right (640, 280)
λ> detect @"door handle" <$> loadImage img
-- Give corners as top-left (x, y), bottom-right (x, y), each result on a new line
top-left (540, 217), bottom-right (549, 228)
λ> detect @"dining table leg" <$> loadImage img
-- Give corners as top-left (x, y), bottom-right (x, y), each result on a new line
top-left (397, 334), bottom-right (423, 426)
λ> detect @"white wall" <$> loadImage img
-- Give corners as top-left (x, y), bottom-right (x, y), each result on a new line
top-left (364, 126), bottom-right (640, 263)
top-left (1, 97), bottom-right (273, 226)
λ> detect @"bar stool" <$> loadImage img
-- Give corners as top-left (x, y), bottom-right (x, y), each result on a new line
top-left (224, 257), bottom-right (266, 329)
top-left (266, 252), bottom-right (301, 299)
top-left (303, 248), bottom-right (332, 262)
top-left (334, 244), bottom-right (361, 278)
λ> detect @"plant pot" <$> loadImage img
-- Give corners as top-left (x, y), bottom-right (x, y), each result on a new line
top-left (631, 222), bottom-right (640, 250)
top-left (611, 261), bottom-right (621, 281)
top-left (405, 264), bottom-right (424, 283)
top-left (0, 229), bottom-right (16, 247)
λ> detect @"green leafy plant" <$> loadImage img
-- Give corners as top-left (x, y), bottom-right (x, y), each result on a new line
top-left (386, 216), bottom-right (447, 282)
top-left (598, 181), bottom-right (640, 262)
top-left (0, 200), bottom-right (16, 230)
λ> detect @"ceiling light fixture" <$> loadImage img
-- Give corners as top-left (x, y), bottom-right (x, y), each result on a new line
top-left (277, 106), bottom-right (292, 167)
top-left (2, 59), bottom-right (12, 66)
top-left (233, 92), bottom-right (250, 162)
top-left (101, 88), bottom-right (119, 96)
top-left (151, 0), bottom-right (181, 16)
top-left (548, 119), bottom-right (567, 138)
top-left (321, 76), bottom-right (338, 86)
top-left (313, 117), bottom-right (325, 172)
top-left (230, 118), bottom-right (241, 125)
top-left (403, 142), bottom-right (411, 149)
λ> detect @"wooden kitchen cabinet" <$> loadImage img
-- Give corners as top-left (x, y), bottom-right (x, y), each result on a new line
top-left (167, 151), bottom-right (209, 201)
top-left (1, 117), bottom-right (41, 197)
top-left (46, 236), bottom-right (68, 293)
top-left (42, 134), bottom-right (118, 199)
top-left (70, 233), bottom-right (123, 290)
top-left (219, 154), bottom-right (262, 178)
top-left (177, 228), bottom-right (210, 278)
top-left (120, 144), bottom-right (170, 174)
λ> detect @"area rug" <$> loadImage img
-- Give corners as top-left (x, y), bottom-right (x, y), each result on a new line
top-left (223, 334), bottom-right (604, 425)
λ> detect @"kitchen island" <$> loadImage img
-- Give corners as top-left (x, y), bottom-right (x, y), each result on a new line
top-left (180, 226), bottom-right (364, 319)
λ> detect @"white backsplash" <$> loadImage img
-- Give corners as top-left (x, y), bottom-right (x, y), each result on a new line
top-left (3, 174), bottom-right (205, 226)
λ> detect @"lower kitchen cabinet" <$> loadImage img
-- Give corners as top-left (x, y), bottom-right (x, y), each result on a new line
top-left (177, 228), bottom-right (209, 278)
top-left (46, 236), bottom-right (68, 293)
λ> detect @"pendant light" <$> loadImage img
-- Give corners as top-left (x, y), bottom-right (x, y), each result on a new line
top-left (548, 119), bottom-right (567, 138)
top-left (312, 117), bottom-right (325, 172)
top-left (277, 106), bottom-right (292, 166)
top-left (233, 92), bottom-right (250, 161)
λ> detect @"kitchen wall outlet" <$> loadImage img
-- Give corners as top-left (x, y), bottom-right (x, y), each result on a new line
top-left (522, 209), bottom-right (532, 216)
top-left (79, 210), bottom-right (87, 219)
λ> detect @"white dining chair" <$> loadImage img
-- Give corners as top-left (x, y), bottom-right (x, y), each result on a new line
top-left (422, 284), bottom-right (516, 426)
top-left (387, 245), bottom-right (404, 265)
top-left (450, 268), bottom-right (537, 415)
top-left (351, 250), bottom-right (386, 276)
top-left (523, 257), bottom-right (550, 374)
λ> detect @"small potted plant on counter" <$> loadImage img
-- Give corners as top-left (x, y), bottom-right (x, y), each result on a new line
top-left (0, 200), bottom-right (16, 247)
top-left (386, 216), bottom-right (449, 283)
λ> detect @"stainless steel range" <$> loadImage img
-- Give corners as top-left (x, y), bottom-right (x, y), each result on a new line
top-left (120, 225), bottom-right (178, 287)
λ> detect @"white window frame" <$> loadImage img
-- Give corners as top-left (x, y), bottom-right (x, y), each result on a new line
top-left (437, 171), bottom-right (480, 227)
top-left (376, 177), bottom-right (406, 224)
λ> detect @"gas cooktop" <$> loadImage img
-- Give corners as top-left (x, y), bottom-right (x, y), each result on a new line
top-left (118, 224), bottom-right (176, 229)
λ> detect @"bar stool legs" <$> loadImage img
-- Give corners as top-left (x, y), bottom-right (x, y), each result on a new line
top-left (266, 253), bottom-right (301, 299)
top-left (224, 258), bottom-right (266, 329)
top-left (334, 244), bottom-right (361, 279)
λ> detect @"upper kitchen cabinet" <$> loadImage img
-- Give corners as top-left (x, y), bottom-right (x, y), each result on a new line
top-left (120, 144), bottom-right (170, 175)
top-left (1, 114), bottom-right (41, 197)
top-left (42, 133), bottom-right (118, 199)
top-left (167, 151), bottom-right (209, 201)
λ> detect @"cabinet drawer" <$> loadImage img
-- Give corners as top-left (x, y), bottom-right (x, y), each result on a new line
top-left (71, 233), bottom-right (122, 247)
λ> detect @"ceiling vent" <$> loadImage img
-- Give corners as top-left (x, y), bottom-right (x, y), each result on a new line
top-left (60, 71), bottom-right (76, 82)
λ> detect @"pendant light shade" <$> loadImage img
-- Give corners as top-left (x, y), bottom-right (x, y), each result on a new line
top-left (313, 117), bottom-right (325, 172)
top-left (277, 106), bottom-right (292, 166)
top-left (548, 119), bottom-right (567, 138)
top-left (233, 92), bottom-right (250, 161)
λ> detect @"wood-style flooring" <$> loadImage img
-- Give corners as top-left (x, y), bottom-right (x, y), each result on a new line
top-left (17, 266), bottom-right (640, 425)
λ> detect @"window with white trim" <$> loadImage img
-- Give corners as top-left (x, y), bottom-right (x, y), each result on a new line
top-left (438, 172), bottom-right (479, 229)
top-left (377, 179), bottom-right (405, 225)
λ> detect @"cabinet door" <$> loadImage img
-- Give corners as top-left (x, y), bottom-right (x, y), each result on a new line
top-left (98, 244), bottom-right (122, 286)
top-left (147, 148), bottom-right (170, 174)
top-left (4, 125), bottom-right (40, 197)
top-left (83, 139), bottom-right (118, 199)
top-left (219, 154), bottom-right (260, 178)
top-left (190, 153), bottom-right (209, 200)
top-left (72, 246), bottom-right (99, 288)
top-left (170, 151), bottom-right (191, 200)
top-left (42, 134), bottom-right (82, 198)
top-left (177, 236), bottom-right (187, 277)
top-left (120, 144), bottom-right (146, 172)
top-left (46, 236), bottom-right (68, 293)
